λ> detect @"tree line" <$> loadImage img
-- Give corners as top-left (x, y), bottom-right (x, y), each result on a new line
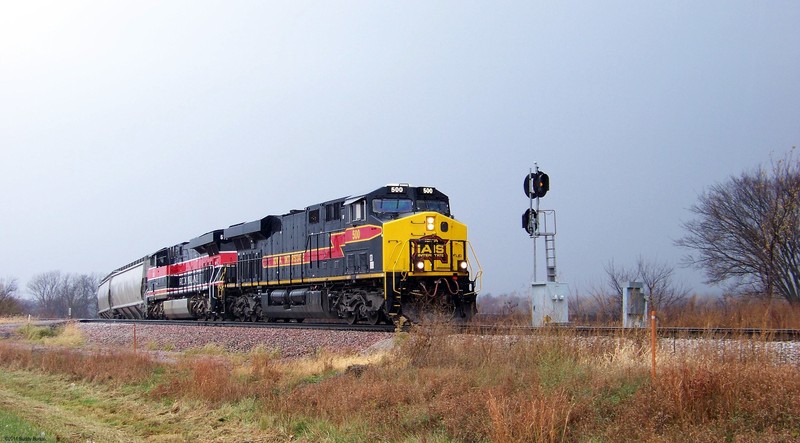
top-left (0, 272), bottom-right (100, 318)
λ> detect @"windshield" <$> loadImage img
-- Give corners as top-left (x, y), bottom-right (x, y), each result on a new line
top-left (372, 198), bottom-right (413, 214)
top-left (416, 199), bottom-right (450, 215)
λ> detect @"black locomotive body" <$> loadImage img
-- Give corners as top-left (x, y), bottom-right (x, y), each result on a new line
top-left (97, 185), bottom-right (481, 324)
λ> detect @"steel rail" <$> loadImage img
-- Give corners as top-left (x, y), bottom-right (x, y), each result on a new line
top-left (75, 319), bottom-right (800, 340)
top-left (78, 318), bottom-right (396, 333)
top-left (458, 324), bottom-right (800, 341)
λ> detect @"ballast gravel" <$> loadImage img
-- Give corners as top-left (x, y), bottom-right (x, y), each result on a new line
top-left (77, 323), bottom-right (394, 358)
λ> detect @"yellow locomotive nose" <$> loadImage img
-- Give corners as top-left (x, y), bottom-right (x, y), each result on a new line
top-left (382, 211), bottom-right (469, 275)
top-left (381, 209), bottom-right (481, 323)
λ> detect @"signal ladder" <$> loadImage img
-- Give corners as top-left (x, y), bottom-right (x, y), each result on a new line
top-left (544, 234), bottom-right (557, 282)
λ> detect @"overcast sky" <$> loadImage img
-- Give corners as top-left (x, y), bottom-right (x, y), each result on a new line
top-left (1, 1), bottom-right (798, 299)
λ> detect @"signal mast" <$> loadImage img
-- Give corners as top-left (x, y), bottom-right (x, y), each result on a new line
top-left (522, 164), bottom-right (568, 325)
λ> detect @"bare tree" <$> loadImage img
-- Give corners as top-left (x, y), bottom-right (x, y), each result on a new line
top-left (27, 271), bottom-right (63, 317)
top-left (677, 150), bottom-right (800, 304)
top-left (582, 284), bottom-right (620, 323)
top-left (585, 260), bottom-right (636, 322)
top-left (26, 271), bottom-right (100, 318)
top-left (569, 288), bottom-right (606, 323)
top-left (477, 291), bottom-right (532, 322)
top-left (593, 257), bottom-right (689, 318)
top-left (637, 257), bottom-right (690, 311)
top-left (0, 277), bottom-right (22, 315)
top-left (64, 273), bottom-right (100, 318)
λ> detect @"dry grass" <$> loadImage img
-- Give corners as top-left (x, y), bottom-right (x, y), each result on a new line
top-left (0, 342), bottom-right (159, 386)
top-left (41, 321), bottom-right (85, 347)
top-left (266, 325), bottom-right (800, 442)
top-left (1, 310), bottom-right (799, 441)
top-left (13, 321), bottom-right (85, 347)
top-left (662, 297), bottom-right (800, 329)
top-left (0, 315), bottom-right (30, 324)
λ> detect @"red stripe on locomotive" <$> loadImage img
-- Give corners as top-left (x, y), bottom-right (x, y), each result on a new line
top-left (147, 251), bottom-right (237, 279)
top-left (261, 225), bottom-right (382, 268)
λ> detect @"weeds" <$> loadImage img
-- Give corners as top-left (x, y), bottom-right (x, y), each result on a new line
top-left (0, 342), bottom-right (159, 386)
top-left (16, 323), bottom-right (57, 340)
top-left (661, 297), bottom-right (800, 329)
top-left (1, 311), bottom-right (799, 442)
top-left (14, 321), bottom-right (85, 347)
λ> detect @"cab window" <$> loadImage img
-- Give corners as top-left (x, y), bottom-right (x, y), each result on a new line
top-left (372, 198), bottom-right (413, 214)
top-left (416, 199), bottom-right (450, 215)
top-left (325, 203), bottom-right (341, 221)
top-left (349, 200), bottom-right (366, 222)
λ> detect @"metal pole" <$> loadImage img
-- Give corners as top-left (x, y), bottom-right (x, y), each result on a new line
top-left (528, 162), bottom-right (539, 282)
top-left (530, 167), bottom-right (536, 281)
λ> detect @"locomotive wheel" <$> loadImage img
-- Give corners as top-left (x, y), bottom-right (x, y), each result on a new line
top-left (251, 304), bottom-right (262, 322)
top-left (346, 313), bottom-right (358, 325)
top-left (366, 311), bottom-right (380, 325)
top-left (232, 297), bottom-right (255, 322)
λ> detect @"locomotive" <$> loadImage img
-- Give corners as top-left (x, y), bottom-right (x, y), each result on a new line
top-left (97, 185), bottom-right (481, 324)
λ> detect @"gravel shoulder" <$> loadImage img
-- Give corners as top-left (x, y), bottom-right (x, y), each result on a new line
top-left (76, 322), bottom-right (396, 358)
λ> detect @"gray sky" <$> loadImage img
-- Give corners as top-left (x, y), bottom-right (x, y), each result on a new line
top-left (1, 1), bottom-right (798, 298)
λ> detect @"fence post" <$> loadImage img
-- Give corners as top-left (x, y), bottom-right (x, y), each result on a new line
top-left (650, 310), bottom-right (657, 381)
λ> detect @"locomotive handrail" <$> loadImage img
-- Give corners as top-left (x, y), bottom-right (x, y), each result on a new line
top-left (466, 240), bottom-right (483, 294)
top-left (388, 239), bottom-right (410, 295)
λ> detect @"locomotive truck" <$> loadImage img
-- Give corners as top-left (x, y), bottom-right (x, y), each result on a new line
top-left (97, 184), bottom-right (481, 324)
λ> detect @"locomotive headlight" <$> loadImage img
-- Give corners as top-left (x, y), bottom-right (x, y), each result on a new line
top-left (416, 260), bottom-right (425, 270)
top-left (426, 216), bottom-right (435, 231)
top-left (458, 260), bottom-right (468, 271)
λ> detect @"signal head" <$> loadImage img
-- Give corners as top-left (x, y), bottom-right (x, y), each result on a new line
top-left (533, 172), bottom-right (549, 198)
top-left (522, 208), bottom-right (537, 235)
top-left (524, 171), bottom-right (550, 198)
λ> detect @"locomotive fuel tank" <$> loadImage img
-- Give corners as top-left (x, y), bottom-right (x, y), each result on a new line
top-left (163, 298), bottom-right (196, 319)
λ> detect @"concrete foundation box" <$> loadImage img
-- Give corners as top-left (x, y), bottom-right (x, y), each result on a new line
top-left (530, 281), bottom-right (569, 326)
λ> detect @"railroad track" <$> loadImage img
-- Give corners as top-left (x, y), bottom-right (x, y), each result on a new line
top-left (76, 318), bottom-right (800, 341)
top-left (457, 324), bottom-right (800, 341)
top-left (78, 318), bottom-right (397, 333)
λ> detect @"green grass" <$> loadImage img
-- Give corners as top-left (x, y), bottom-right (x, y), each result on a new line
top-left (0, 408), bottom-right (57, 442)
top-left (15, 324), bottom-right (57, 340)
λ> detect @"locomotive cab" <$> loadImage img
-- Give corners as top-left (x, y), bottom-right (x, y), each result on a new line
top-left (348, 185), bottom-right (479, 322)
top-left (334, 185), bottom-right (479, 323)
top-left (364, 185), bottom-right (452, 221)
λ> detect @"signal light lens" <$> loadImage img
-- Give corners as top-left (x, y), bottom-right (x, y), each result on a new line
top-left (426, 216), bottom-right (435, 231)
top-left (459, 260), bottom-right (468, 270)
top-left (416, 260), bottom-right (425, 270)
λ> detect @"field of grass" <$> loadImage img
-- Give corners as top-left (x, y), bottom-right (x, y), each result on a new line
top-left (1, 319), bottom-right (799, 442)
top-left (0, 408), bottom-right (56, 442)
